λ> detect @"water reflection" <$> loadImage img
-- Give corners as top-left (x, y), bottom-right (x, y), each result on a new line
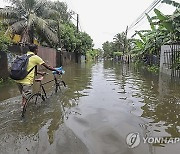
top-left (103, 60), bottom-right (180, 150)
top-left (0, 60), bottom-right (180, 154)
top-left (0, 62), bottom-right (93, 153)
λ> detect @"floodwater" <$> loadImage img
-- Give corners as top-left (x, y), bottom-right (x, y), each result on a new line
top-left (0, 60), bottom-right (180, 154)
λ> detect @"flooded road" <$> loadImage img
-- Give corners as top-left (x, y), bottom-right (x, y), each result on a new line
top-left (0, 60), bottom-right (180, 154)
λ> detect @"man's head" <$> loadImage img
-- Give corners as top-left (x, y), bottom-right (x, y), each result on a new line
top-left (29, 44), bottom-right (38, 54)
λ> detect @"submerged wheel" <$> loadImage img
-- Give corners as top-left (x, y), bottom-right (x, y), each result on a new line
top-left (60, 80), bottom-right (66, 87)
top-left (50, 83), bottom-right (59, 96)
top-left (49, 80), bottom-right (66, 96)
top-left (21, 93), bottom-right (44, 117)
top-left (53, 80), bottom-right (66, 93)
top-left (57, 80), bottom-right (66, 92)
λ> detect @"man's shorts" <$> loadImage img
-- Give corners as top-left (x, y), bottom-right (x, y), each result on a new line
top-left (17, 83), bottom-right (33, 99)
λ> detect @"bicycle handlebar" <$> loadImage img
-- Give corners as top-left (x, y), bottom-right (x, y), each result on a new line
top-left (52, 66), bottom-right (65, 75)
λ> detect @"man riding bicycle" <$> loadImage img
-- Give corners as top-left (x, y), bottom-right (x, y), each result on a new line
top-left (15, 44), bottom-right (61, 110)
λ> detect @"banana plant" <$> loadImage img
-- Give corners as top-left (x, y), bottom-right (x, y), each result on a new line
top-left (162, 0), bottom-right (180, 8)
top-left (154, 6), bottom-right (180, 41)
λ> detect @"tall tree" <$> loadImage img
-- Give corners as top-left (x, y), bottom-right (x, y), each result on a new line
top-left (46, 1), bottom-right (73, 23)
top-left (113, 32), bottom-right (128, 55)
top-left (0, 0), bottom-right (58, 47)
top-left (102, 41), bottom-right (113, 58)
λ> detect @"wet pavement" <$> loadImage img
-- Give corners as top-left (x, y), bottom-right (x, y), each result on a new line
top-left (0, 60), bottom-right (180, 154)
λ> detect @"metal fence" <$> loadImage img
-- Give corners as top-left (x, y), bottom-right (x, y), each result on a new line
top-left (163, 44), bottom-right (180, 77)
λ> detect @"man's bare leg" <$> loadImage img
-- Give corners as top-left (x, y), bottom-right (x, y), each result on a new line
top-left (22, 97), bottom-right (27, 107)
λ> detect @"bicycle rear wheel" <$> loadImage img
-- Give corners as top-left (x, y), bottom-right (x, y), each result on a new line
top-left (21, 93), bottom-right (44, 117)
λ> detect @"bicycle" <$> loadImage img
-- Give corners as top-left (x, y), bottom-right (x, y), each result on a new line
top-left (21, 68), bottom-right (66, 117)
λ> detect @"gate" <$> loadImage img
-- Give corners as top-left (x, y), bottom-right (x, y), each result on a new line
top-left (161, 44), bottom-right (180, 77)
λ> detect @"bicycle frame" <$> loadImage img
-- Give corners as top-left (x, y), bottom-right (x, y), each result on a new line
top-left (22, 71), bottom-right (65, 117)
top-left (36, 73), bottom-right (63, 98)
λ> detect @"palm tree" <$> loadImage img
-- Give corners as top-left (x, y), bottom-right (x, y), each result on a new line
top-left (0, 0), bottom-right (58, 47)
top-left (46, 1), bottom-right (73, 23)
top-left (113, 31), bottom-right (129, 55)
top-left (113, 33), bottom-right (125, 53)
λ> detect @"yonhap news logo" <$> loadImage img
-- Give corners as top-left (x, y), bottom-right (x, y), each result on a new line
top-left (126, 132), bottom-right (180, 148)
top-left (126, 132), bottom-right (141, 148)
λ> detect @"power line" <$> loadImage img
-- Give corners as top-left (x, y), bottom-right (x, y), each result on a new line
top-left (128, 0), bottom-right (162, 32)
top-left (71, 15), bottom-right (77, 21)
top-left (129, 2), bottom-right (162, 33)
top-left (128, 0), bottom-right (161, 31)
top-left (70, 13), bottom-right (83, 32)
top-left (128, 0), bottom-right (160, 30)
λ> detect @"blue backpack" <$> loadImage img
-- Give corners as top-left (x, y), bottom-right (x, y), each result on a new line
top-left (10, 54), bottom-right (34, 80)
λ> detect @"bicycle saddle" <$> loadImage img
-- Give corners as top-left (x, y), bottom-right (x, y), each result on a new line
top-left (35, 76), bottom-right (44, 82)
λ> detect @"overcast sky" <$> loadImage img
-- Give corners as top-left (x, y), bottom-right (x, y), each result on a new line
top-left (1, 0), bottom-right (178, 48)
top-left (62, 0), bottom-right (177, 48)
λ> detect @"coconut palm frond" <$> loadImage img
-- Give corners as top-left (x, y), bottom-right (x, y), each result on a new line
top-left (45, 19), bottom-right (58, 27)
top-left (24, 0), bottom-right (37, 11)
top-left (2, 18), bottom-right (20, 25)
top-left (3, 0), bottom-right (64, 46)
top-left (27, 13), bottom-right (36, 27)
top-left (33, 0), bottom-right (48, 15)
top-left (0, 6), bottom-right (19, 19)
top-left (6, 0), bottom-right (26, 14)
top-left (34, 17), bottom-right (58, 45)
top-left (42, 8), bottom-right (61, 20)
top-left (7, 20), bottom-right (26, 34)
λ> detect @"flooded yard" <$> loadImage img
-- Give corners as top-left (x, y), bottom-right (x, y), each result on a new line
top-left (0, 60), bottom-right (180, 154)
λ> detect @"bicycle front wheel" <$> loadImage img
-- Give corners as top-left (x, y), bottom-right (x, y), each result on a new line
top-left (21, 93), bottom-right (44, 117)
top-left (57, 80), bottom-right (66, 92)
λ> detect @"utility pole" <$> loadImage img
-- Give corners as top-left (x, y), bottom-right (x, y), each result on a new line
top-left (123, 26), bottom-right (128, 55)
top-left (57, 21), bottom-right (62, 66)
top-left (77, 14), bottom-right (79, 33)
top-left (75, 14), bottom-right (79, 63)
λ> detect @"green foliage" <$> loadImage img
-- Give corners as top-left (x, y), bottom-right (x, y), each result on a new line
top-left (60, 23), bottom-right (93, 54)
top-left (47, 0), bottom-right (73, 23)
top-left (146, 13), bottom-right (155, 31)
top-left (86, 49), bottom-right (100, 61)
top-left (147, 65), bottom-right (159, 73)
top-left (101, 0), bottom-right (180, 74)
top-left (113, 52), bottom-right (123, 56)
top-left (0, 22), bottom-right (11, 52)
top-left (130, 5), bottom-right (180, 58)
top-left (113, 32), bottom-right (129, 54)
top-left (102, 31), bottom-right (132, 58)
top-left (162, 0), bottom-right (180, 8)
top-left (172, 52), bottom-right (180, 70)
top-left (0, 0), bottom-right (59, 46)
top-left (102, 41), bottom-right (114, 58)
top-left (76, 32), bottom-right (93, 55)
top-left (0, 0), bottom-right (94, 53)
top-left (154, 9), bottom-right (173, 32)
top-left (60, 23), bottom-right (77, 52)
